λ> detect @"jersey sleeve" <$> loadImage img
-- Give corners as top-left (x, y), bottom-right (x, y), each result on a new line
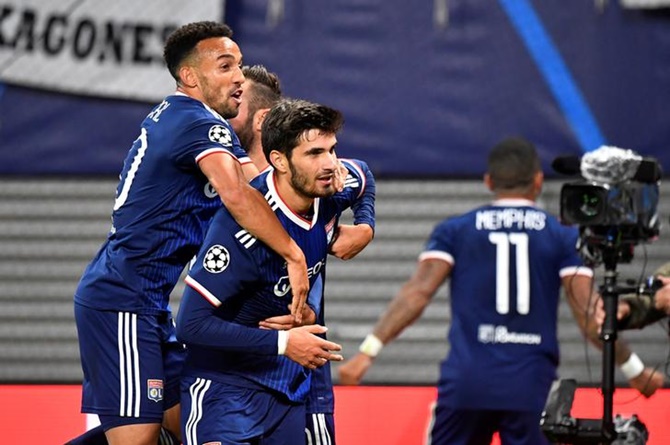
top-left (174, 118), bottom-right (250, 169)
top-left (556, 224), bottom-right (593, 278)
top-left (175, 212), bottom-right (279, 355)
top-left (333, 158), bottom-right (376, 229)
top-left (419, 218), bottom-right (456, 265)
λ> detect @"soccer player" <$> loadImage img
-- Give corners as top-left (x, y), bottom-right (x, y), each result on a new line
top-left (70, 22), bottom-right (312, 445)
top-left (176, 98), bottom-right (375, 444)
top-left (229, 65), bottom-right (375, 444)
top-left (338, 137), bottom-right (664, 445)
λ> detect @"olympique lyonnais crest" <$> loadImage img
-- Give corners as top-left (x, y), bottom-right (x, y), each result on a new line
top-left (147, 379), bottom-right (164, 402)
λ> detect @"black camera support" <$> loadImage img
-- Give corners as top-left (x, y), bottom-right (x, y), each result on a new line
top-left (541, 241), bottom-right (649, 444)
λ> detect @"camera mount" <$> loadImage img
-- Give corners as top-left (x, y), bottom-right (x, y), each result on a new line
top-left (541, 239), bottom-right (650, 444)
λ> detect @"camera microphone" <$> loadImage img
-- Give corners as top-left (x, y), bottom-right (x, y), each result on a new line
top-left (552, 151), bottom-right (662, 183)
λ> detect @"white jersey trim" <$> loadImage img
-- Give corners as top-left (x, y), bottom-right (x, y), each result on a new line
top-left (265, 172), bottom-right (320, 230)
top-left (195, 147), bottom-right (238, 164)
top-left (560, 266), bottom-right (594, 278)
top-left (185, 275), bottom-right (223, 307)
top-left (341, 158), bottom-right (366, 198)
top-left (418, 250), bottom-right (454, 265)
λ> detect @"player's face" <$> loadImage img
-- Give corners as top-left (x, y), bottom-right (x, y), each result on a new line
top-left (228, 82), bottom-right (255, 150)
top-left (287, 129), bottom-right (338, 199)
top-left (193, 37), bottom-right (244, 119)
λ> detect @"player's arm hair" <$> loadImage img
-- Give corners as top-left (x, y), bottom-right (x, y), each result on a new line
top-left (371, 258), bottom-right (451, 345)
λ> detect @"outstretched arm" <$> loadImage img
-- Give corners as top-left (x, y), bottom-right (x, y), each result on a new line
top-left (198, 152), bottom-right (309, 323)
top-left (338, 258), bottom-right (451, 385)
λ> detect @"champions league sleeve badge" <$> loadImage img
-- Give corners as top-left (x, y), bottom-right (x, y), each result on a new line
top-left (208, 124), bottom-right (233, 147)
top-left (203, 245), bottom-right (230, 274)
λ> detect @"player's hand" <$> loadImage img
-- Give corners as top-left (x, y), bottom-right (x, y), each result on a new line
top-left (328, 224), bottom-right (374, 260)
top-left (594, 298), bottom-right (631, 332)
top-left (332, 158), bottom-right (348, 193)
top-left (260, 306), bottom-right (317, 330)
top-left (628, 367), bottom-right (665, 398)
top-left (653, 276), bottom-right (670, 314)
top-left (287, 253), bottom-right (309, 325)
top-left (284, 325), bottom-right (343, 369)
top-left (337, 352), bottom-right (373, 385)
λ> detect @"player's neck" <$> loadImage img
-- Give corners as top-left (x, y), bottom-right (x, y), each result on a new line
top-left (274, 175), bottom-right (314, 216)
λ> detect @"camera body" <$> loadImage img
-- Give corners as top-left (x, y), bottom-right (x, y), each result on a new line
top-left (560, 180), bottom-right (660, 247)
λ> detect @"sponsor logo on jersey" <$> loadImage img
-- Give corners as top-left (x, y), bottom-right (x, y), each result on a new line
top-left (478, 324), bottom-right (541, 345)
top-left (274, 259), bottom-right (325, 297)
top-left (147, 379), bottom-right (163, 402)
top-left (203, 245), bottom-right (230, 274)
top-left (204, 182), bottom-right (218, 198)
top-left (208, 125), bottom-right (232, 147)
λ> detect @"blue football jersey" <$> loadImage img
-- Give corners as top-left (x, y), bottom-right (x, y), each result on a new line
top-left (75, 93), bottom-right (250, 314)
top-left (423, 199), bottom-right (591, 412)
top-left (177, 161), bottom-right (373, 403)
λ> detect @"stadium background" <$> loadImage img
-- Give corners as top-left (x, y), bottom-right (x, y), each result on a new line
top-left (2, 0), bottom-right (670, 443)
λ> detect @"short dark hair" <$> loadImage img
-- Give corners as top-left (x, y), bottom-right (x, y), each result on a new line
top-left (487, 137), bottom-right (541, 190)
top-left (242, 65), bottom-right (282, 115)
top-left (261, 99), bottom-right (344, 163)
top-left (163, 21), bottom-right (233, 82)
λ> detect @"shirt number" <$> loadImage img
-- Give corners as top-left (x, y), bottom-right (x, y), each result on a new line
top-left (488, 232), bottom-right (530, 315)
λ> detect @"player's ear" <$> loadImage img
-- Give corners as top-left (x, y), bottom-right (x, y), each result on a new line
top-left (254, 109), bottom-right (270, 132)
top-left (269, 150), bottom-right (288, 172)
top-left (484, 173), bottom-right (495, 191)
top-left (178, 65), bottom-right (197, 89)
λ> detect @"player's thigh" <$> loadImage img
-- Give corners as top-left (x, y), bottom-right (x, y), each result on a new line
top-left (105, 422), bottom-right (162, 445)
top-left (427, 402), bottom-right (497, 445)
top-left (75, 304), bottom-right (178, 421)
top-left (305, 412), bottom-right (335, 445)
top-left (498, 410), bottom-right (550, 445)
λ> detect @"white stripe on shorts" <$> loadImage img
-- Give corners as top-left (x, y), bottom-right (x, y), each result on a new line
top-left (185, 377), bottom-right (211, 445)
top-left (305, 413), bottom-right (332, 445)
top-left (117, 312), bottom-right (140, 417)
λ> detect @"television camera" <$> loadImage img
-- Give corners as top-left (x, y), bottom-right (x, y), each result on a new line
top-left (540, 146), bottom-right (663, 444)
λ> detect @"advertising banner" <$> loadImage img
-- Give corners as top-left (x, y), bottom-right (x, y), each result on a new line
top-left (0, 0), bottom-right (224, 102)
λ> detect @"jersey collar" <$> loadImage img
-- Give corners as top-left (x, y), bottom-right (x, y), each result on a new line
top-left (491, 198), bottom-right (536, 207)
top-left (265, 172), bottom-right (321, 230)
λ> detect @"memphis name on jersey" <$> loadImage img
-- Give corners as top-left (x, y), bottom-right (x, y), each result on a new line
top-left (176, 160), bottom-right (373, 403)
top-left (74, 93), bottom-right (250, 315)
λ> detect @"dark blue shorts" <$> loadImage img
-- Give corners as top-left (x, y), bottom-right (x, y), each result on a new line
top-left (427, 401), bottom-right (550, 445)
top-left (305, 412), bottom-right (335, 445)
top-left (74, 303), bottom-right (185, 427)
top-left (181, 376), bottom-right (305, 445)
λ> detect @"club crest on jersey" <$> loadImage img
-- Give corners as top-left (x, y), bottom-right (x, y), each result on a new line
top-left (204, 182), bottom-right (218, 198)
top-left (147, 379), bottom-right (163, 402)
top-left (203, 245), bottom-right (230, 274)
top-left (208, 125), bottom-right (232, 147)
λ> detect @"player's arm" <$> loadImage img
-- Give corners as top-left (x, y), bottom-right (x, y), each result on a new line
top-left (563, 272), bottom-right (664, 397)
top-left (198, 152), bottom-right (310, 323)
top-left (329, 159), bottom-right (376, 260)
top-left (338, 258), bottom-right (452, 385)
top-left (176, 280), bottom-right (341, 369)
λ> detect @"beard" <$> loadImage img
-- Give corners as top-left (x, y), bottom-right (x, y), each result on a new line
top-left (235, 116), bottom-right (255, 152)
top-left (288, 161), bottom-right (335, 199)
